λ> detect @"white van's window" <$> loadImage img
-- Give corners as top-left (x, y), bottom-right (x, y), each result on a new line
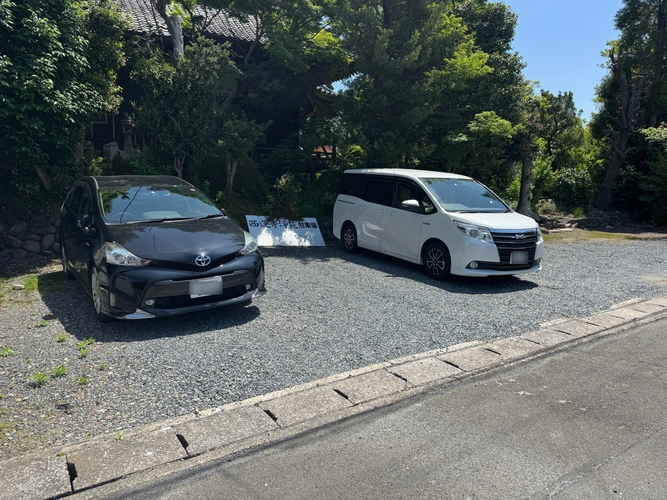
top-left (420, 178), bottom-right (508, 213)
top-left (363, 178), bottom-right (394, 206)
top-left (395, 183), bottom-right (436, 214)
top-left (339, 174), bottom-right (364, 198)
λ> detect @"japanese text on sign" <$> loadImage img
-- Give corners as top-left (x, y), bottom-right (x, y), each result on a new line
top-left (245, 216), bottom-right (325, 247)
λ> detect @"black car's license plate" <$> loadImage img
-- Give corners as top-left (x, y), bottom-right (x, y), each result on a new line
top-left (189, 277), bottom-right (222, 298)
top-left (510, 251), bottom-right (529, 265)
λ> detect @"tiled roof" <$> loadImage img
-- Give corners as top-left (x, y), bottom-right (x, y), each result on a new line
top-left (116, 0), bottom-right (261, 42)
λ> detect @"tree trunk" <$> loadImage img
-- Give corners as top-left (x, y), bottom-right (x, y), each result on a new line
top-left (594, 129), bottom-right (628, 210)
top-left (174, 156), bottom-right (184, 178)
top-left (33, 165), bottom-right (52, 191)
top-left (593, 47), bottom-right (649, 210)
top-left (226, 159), bottom-right (237, 195)
top-left (649, 0), bottom-right (667, 127)
top-left (516, 153), bottom-right (533, 215)
top-left (166, 15), bottom-right (184, 60)
top-left (154, 0), bottom-right (184, 59)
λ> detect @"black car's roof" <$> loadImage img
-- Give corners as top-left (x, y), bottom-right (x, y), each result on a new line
top-left (90, 175), bottom-right (193, 190)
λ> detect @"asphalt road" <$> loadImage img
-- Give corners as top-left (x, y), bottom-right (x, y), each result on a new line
top-left (1, 238), bottom-right (667, 457)
top-left (103, 318), bottom-right (667, 500)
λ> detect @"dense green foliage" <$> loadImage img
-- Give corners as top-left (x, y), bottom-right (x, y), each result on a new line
top-left (2, 0), bottom-right (667, 226)
top-left (590, 0), bottom-right (667, 222)
top-left (0, 0), bottom-right (125, 204)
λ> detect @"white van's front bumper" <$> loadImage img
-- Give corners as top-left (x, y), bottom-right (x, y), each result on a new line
top-left (449, 237), bottom-right (544, 277)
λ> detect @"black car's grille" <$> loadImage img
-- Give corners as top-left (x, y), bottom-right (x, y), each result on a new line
top-left (153, 285), bottom-right (247, 309)
top-left (155, 252), bottom-right (238, 272)
top-left (490, 231), bottom-right (537, 271)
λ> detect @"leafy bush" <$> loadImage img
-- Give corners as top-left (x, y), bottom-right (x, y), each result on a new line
top-left (639, 153), bottom-right (667, 224)
top-left (552, 168), bottom-right (594, 210)
top-left (267, 173), bottom-right (302, 220)
top-left (531, 156), bottom-right (556, 201)
top-left (501, 177), bottom-right (520, 210)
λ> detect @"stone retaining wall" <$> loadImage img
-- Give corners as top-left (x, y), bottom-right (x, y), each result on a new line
top-left (0, 215), bottom-right (60, 263)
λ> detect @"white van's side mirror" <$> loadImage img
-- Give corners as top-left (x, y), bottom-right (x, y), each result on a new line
top-left (401, 199), bottom-right (421, 211)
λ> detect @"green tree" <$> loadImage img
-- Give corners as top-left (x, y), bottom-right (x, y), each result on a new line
top-left (132, 38), bottom-right (240, 178)
top-left (638, 124), bottom-right (667, 223)
top-left (0, 0), bottom-right (126, 192)
top-left (324, 0), bottom-right (491, 169)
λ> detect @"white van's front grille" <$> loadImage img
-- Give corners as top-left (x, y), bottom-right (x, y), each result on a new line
top-left (490, 231), bottom-right (537, 270)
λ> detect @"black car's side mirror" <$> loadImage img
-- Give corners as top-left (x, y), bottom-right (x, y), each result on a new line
top-left (77, 214), bottom-right (95, 236)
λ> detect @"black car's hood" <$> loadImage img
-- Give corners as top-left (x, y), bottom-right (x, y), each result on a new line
top-left (106, 218), bottom-right (246, 261)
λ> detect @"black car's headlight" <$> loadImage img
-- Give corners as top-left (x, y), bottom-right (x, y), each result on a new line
top-left (239, 231), bottom-right (258, 255)
top-left (103, 242), bottom-right (152, 266)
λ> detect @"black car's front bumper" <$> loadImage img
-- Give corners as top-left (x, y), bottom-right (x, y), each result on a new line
top-left (99, 253), bottom-right (265, 319)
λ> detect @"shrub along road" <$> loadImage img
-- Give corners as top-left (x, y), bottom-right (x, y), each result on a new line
top-left (0, 238), bottom-right (666, 460)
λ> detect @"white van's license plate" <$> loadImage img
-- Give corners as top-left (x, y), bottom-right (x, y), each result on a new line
top-left (189, 277), bottom-right (223, 298)
top-left (510, 251), bottom-right (529, 265)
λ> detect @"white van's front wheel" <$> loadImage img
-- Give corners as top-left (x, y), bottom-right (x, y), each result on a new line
top-left (342, 223), bottom-right (359, 254)
top-left (423, 242), bottom-right (451, 281)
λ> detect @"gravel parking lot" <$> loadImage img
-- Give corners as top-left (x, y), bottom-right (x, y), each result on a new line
top-left (1, 237), bottom-right (667, 459)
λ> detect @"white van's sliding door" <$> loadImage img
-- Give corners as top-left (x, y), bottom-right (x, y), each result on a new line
top-left (358, 177), bottom-right (393, 252)
top-left (383, 181), bottom-right (424, 261)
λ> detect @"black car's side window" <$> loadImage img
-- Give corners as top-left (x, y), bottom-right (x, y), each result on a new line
top-left (67, 186), bottom-right (85, 214)
top-left (363, 178), bottom-right (394, 206)
top-left (80, 193), bottom-right (93, 220)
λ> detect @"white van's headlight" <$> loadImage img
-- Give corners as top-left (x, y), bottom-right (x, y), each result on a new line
top-left (454, 221), bottom-right (494, 244)
top-left (103, 242), bottom-right (152, 266)
top-left (239, 231), bottom-right (258, 255)
top-left (536, 227), bottom-right (543, 243)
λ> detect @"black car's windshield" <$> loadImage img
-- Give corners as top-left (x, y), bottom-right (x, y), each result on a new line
top-left (99, 185), bottom-right (223, 224)
top-left (420, 178), bottom-right (509, 213)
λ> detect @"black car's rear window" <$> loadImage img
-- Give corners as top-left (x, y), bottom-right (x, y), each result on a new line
top-left (99, 186), bottom-right (222, 224)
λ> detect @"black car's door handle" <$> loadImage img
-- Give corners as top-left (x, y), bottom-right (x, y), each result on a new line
top-left (85, 242), bottom-right (91, 247)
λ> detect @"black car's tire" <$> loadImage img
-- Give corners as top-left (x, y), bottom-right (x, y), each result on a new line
top-left (342, 223), bottom-right (359, 254)
top-left (90, 269), bottom-right (113, 322)
top-left (61, 245), bottom-right (74, 280)
top-left (422, 242), bottom-right (451, 281)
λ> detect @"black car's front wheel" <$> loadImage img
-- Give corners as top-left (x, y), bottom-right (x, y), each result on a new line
top-left (90, 269), bottom-right (112, 322)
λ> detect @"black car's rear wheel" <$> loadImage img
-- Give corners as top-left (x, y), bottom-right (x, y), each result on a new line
top-left (90, 270), bottom-right (112, 322)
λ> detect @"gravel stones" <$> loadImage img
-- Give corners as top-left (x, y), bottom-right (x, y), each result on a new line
top-left (0, 239), bottom-right (666, 460)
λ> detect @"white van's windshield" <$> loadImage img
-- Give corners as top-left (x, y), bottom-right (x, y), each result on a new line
top-left (420, 178), bottom-right (509, 213)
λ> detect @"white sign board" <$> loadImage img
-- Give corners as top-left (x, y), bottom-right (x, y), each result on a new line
top-left (245, 215), bottom-right (326, 247)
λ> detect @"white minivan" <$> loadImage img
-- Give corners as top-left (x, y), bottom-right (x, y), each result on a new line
top-left (333, 169), bottom-right (543, 280)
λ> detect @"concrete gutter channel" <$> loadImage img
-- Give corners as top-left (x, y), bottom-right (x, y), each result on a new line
top-left (2, 296), bottom-right (667, 500)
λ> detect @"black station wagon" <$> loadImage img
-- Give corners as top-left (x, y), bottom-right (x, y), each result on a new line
top-left (59, 175), bottom-right (265, 321)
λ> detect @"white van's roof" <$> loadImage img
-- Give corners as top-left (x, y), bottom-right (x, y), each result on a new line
top-left (343, 168), bottom-right (472, 181)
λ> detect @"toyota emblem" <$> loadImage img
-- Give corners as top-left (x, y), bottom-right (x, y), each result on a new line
top-left (195, 254), bottom-right (211, 267)
top-left (515, 233), bottom-right (527, 240)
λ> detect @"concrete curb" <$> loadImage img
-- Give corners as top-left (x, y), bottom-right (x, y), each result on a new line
top-left (2, 296), bottom-right (667, 500)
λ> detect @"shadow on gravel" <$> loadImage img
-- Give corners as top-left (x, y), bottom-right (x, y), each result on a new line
top-left (272, 243), bottom-right (539, 295)
top-left (39, 285), bottom-right (262, 342)
top-left (351, 252), bottom-right (539, 294)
